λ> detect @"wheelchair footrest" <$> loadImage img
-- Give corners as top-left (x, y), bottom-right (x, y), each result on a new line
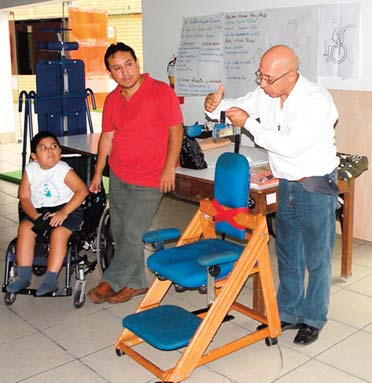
top-left (123, 305), bottom-right (202, 351)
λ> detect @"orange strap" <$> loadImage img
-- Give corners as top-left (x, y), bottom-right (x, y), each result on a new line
top-left (212, 199), bottom-right (249, 230)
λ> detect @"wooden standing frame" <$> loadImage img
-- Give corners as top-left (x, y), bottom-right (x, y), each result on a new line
top-left (114, 199), bottom-right (281, 383)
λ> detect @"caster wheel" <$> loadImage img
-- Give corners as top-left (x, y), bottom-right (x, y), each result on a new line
top-left (265, 337), bottom-right (278, 346)
top-left (174, 284), bottom-right (186, 293)
top-left (115, 348), bottom-right (124, 356)
top-left (73, 290), bottom-right (85, 308)
top-left (4, 292), bottom-right (16, 306)
top-left (32, 265), bottom-right (47, 276)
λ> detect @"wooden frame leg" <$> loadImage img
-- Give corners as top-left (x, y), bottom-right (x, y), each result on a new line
top-left (341, 179), bottom-right (355, 281)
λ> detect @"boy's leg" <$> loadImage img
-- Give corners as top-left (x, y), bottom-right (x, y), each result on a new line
top-left (6, 220), bottom-right (36, 293)
top-left (16, 220), bottom-right (37, 266)
top-left (47, 226), bottom-right (71, 272)
top-left (36, 227), bottom-right (71, 296)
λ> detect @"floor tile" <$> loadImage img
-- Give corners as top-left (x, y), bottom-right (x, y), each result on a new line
top-left (328, 288), bottom-right (372, 328)
top-left (21, 360), bottom-right (106, 383)
top-left (8, 275), bottom-right (107, 330)
top-left (0, 215), bottom-right (18, 228)
top-left (317, 331), bottom-right (372, 381)
top-left (0, 304), bottom-right (36, 344)
top-left (346, 273), bottom-right (372, 297)
top-left (331, 257), bottom-right (372, 288)
top-left (276, 318), bottom-right (357, 357)
top-left (208, 340), bottom-right (309, 383)
top-left (43, 310), bottom-right (122, 358)
top-left (276, 359), bottom-right (366, 383)
top-left (81, 346), bottom-right (158, 383)
top-left (349, 243), bottom-right (372, 269)
top-left (0, 332), bottom-right (73, 383)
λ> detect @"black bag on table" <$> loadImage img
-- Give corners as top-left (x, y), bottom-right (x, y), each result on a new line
top-left (180, 135), bottom-right (208, 170)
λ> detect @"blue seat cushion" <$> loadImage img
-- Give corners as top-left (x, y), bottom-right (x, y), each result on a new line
top-left (147, 238), bottom-right (244, 288)
top-left (123, 305), bottom-right (202, 351)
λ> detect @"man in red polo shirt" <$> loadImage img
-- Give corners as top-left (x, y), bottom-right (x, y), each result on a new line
top-left (88, 42), bottom-right (183, 304)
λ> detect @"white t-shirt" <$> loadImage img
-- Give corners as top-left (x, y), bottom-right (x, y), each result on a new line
top-left (26, 161), bottom-right (73, 208)
top-left (206, 74), bottom-right (339, 180)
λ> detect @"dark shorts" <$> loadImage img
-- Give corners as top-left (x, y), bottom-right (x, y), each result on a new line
top-left (24, 204), bottom-right (84, 233)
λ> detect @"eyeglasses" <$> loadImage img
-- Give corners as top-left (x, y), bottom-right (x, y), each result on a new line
top-left (255, 70), bottom-right (292, 85)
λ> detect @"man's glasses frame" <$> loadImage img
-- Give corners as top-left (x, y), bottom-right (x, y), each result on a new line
top-left (255, 70), bottom-right (292, 85)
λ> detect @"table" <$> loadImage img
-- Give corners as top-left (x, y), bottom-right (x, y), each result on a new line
top-left (59, 133), bottom-right (355, 281)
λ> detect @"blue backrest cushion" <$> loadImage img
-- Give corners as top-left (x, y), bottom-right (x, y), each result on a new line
top-left (214, 152), bottom-right (250, 239)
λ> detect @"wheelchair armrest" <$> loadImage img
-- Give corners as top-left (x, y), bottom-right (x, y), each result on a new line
top-left (142, 228), bottom-right (181, 244)
top-left (197, 251), bottom-right (240, 267)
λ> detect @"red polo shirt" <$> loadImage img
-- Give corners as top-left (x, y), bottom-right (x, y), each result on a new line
top-left (102, 73), bottom-right (183, 188)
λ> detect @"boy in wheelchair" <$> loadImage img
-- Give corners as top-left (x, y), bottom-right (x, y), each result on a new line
top-left (6, 131), bottom-right (89, 296)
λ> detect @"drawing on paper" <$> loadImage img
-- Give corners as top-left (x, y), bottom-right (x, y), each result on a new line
top-left (323, 20), bottom-right (355, 64)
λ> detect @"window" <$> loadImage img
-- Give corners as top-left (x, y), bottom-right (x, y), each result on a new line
top-left (15, 19), bottom-right (65, 75)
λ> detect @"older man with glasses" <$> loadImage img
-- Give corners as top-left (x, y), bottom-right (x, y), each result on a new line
top-left (205, 44), bottom-right (339, 346)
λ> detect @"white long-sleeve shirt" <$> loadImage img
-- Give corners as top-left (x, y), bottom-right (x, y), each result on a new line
top-left (206, 74), bottom-right (339, 180)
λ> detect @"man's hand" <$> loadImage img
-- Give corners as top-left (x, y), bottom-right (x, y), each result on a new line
top-left (89, 174), bottom-right (102, 194)
top-left (160, 167), bottom-right (176, 193)
top-left (226, 107), bottom-right (250, 127)
top-left (204, 85), bottom-right (224, 112)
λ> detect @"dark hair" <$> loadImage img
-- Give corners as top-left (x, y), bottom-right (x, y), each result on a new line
top-left (30, 131), bottom-right (61, 154)
top-left (104, 42), bottom-right (137, 71)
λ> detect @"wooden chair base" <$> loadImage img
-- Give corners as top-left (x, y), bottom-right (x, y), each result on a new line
top-left (115, 212), bottom-right (281, 383)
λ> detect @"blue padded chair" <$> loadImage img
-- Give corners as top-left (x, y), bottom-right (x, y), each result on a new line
top-left (115, 152), bottom-right (281, 383)
top-left (35, 37), bottom-right (96, 136)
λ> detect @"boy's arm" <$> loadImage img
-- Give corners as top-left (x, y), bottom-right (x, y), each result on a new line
top-left (49, 169), bottom-right (89, 227)
top-left (18, 172), bottom-right (40, 220)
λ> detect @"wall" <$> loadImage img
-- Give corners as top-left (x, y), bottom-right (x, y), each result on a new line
top-left (0, 12), bottom-right (15, 142)
top-left (143, 0), bottom-right (371, 242)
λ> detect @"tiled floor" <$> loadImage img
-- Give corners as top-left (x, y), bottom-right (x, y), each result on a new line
top-left (1, 137), bottom-right (372, 383)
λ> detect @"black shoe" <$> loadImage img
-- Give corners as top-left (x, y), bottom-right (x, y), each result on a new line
top-left (257, 320), bottom-right (300, 332)
top-left (293, 323), bottom-right (319, 346)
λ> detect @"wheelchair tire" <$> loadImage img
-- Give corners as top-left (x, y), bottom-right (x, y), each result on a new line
top-left (4, 292), bottom-right (16, 306)
top-left (73, 290), bottom-right (85, 308)
top-left (96, 207), bottom-right (115, 275)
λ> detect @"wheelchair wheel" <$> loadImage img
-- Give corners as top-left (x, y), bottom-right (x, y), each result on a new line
top-left (32, 265), bottom-right (47, 276)
top-left (73, 290), bottom-right (86, 308)
top-left (4, 292), bottom-right (16, 306)
top-left (96, 207), bottom-right (115, 275)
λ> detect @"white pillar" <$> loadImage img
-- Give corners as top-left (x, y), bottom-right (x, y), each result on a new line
top-left (0, 11), bottom-right (16, 143)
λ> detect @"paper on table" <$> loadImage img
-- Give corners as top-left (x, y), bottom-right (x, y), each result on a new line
top-left (205, 145), bottom-right (269, 169)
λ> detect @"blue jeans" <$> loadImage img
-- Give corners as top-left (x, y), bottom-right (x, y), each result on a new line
top-left (102, 172), bottom-right (162, 291)
top-left (276, 178), bottom-right (337, 330)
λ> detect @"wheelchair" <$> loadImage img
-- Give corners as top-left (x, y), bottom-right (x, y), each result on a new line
top-left (2, 154), bottom-right (107, 308)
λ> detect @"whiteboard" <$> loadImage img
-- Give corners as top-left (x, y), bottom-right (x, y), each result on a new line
top-left (176, 14), bottom-right (224, 97)
top-left (175, 4), bottom-right (358, 97)
top-left (143, 0), bottom-right (366, 124)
